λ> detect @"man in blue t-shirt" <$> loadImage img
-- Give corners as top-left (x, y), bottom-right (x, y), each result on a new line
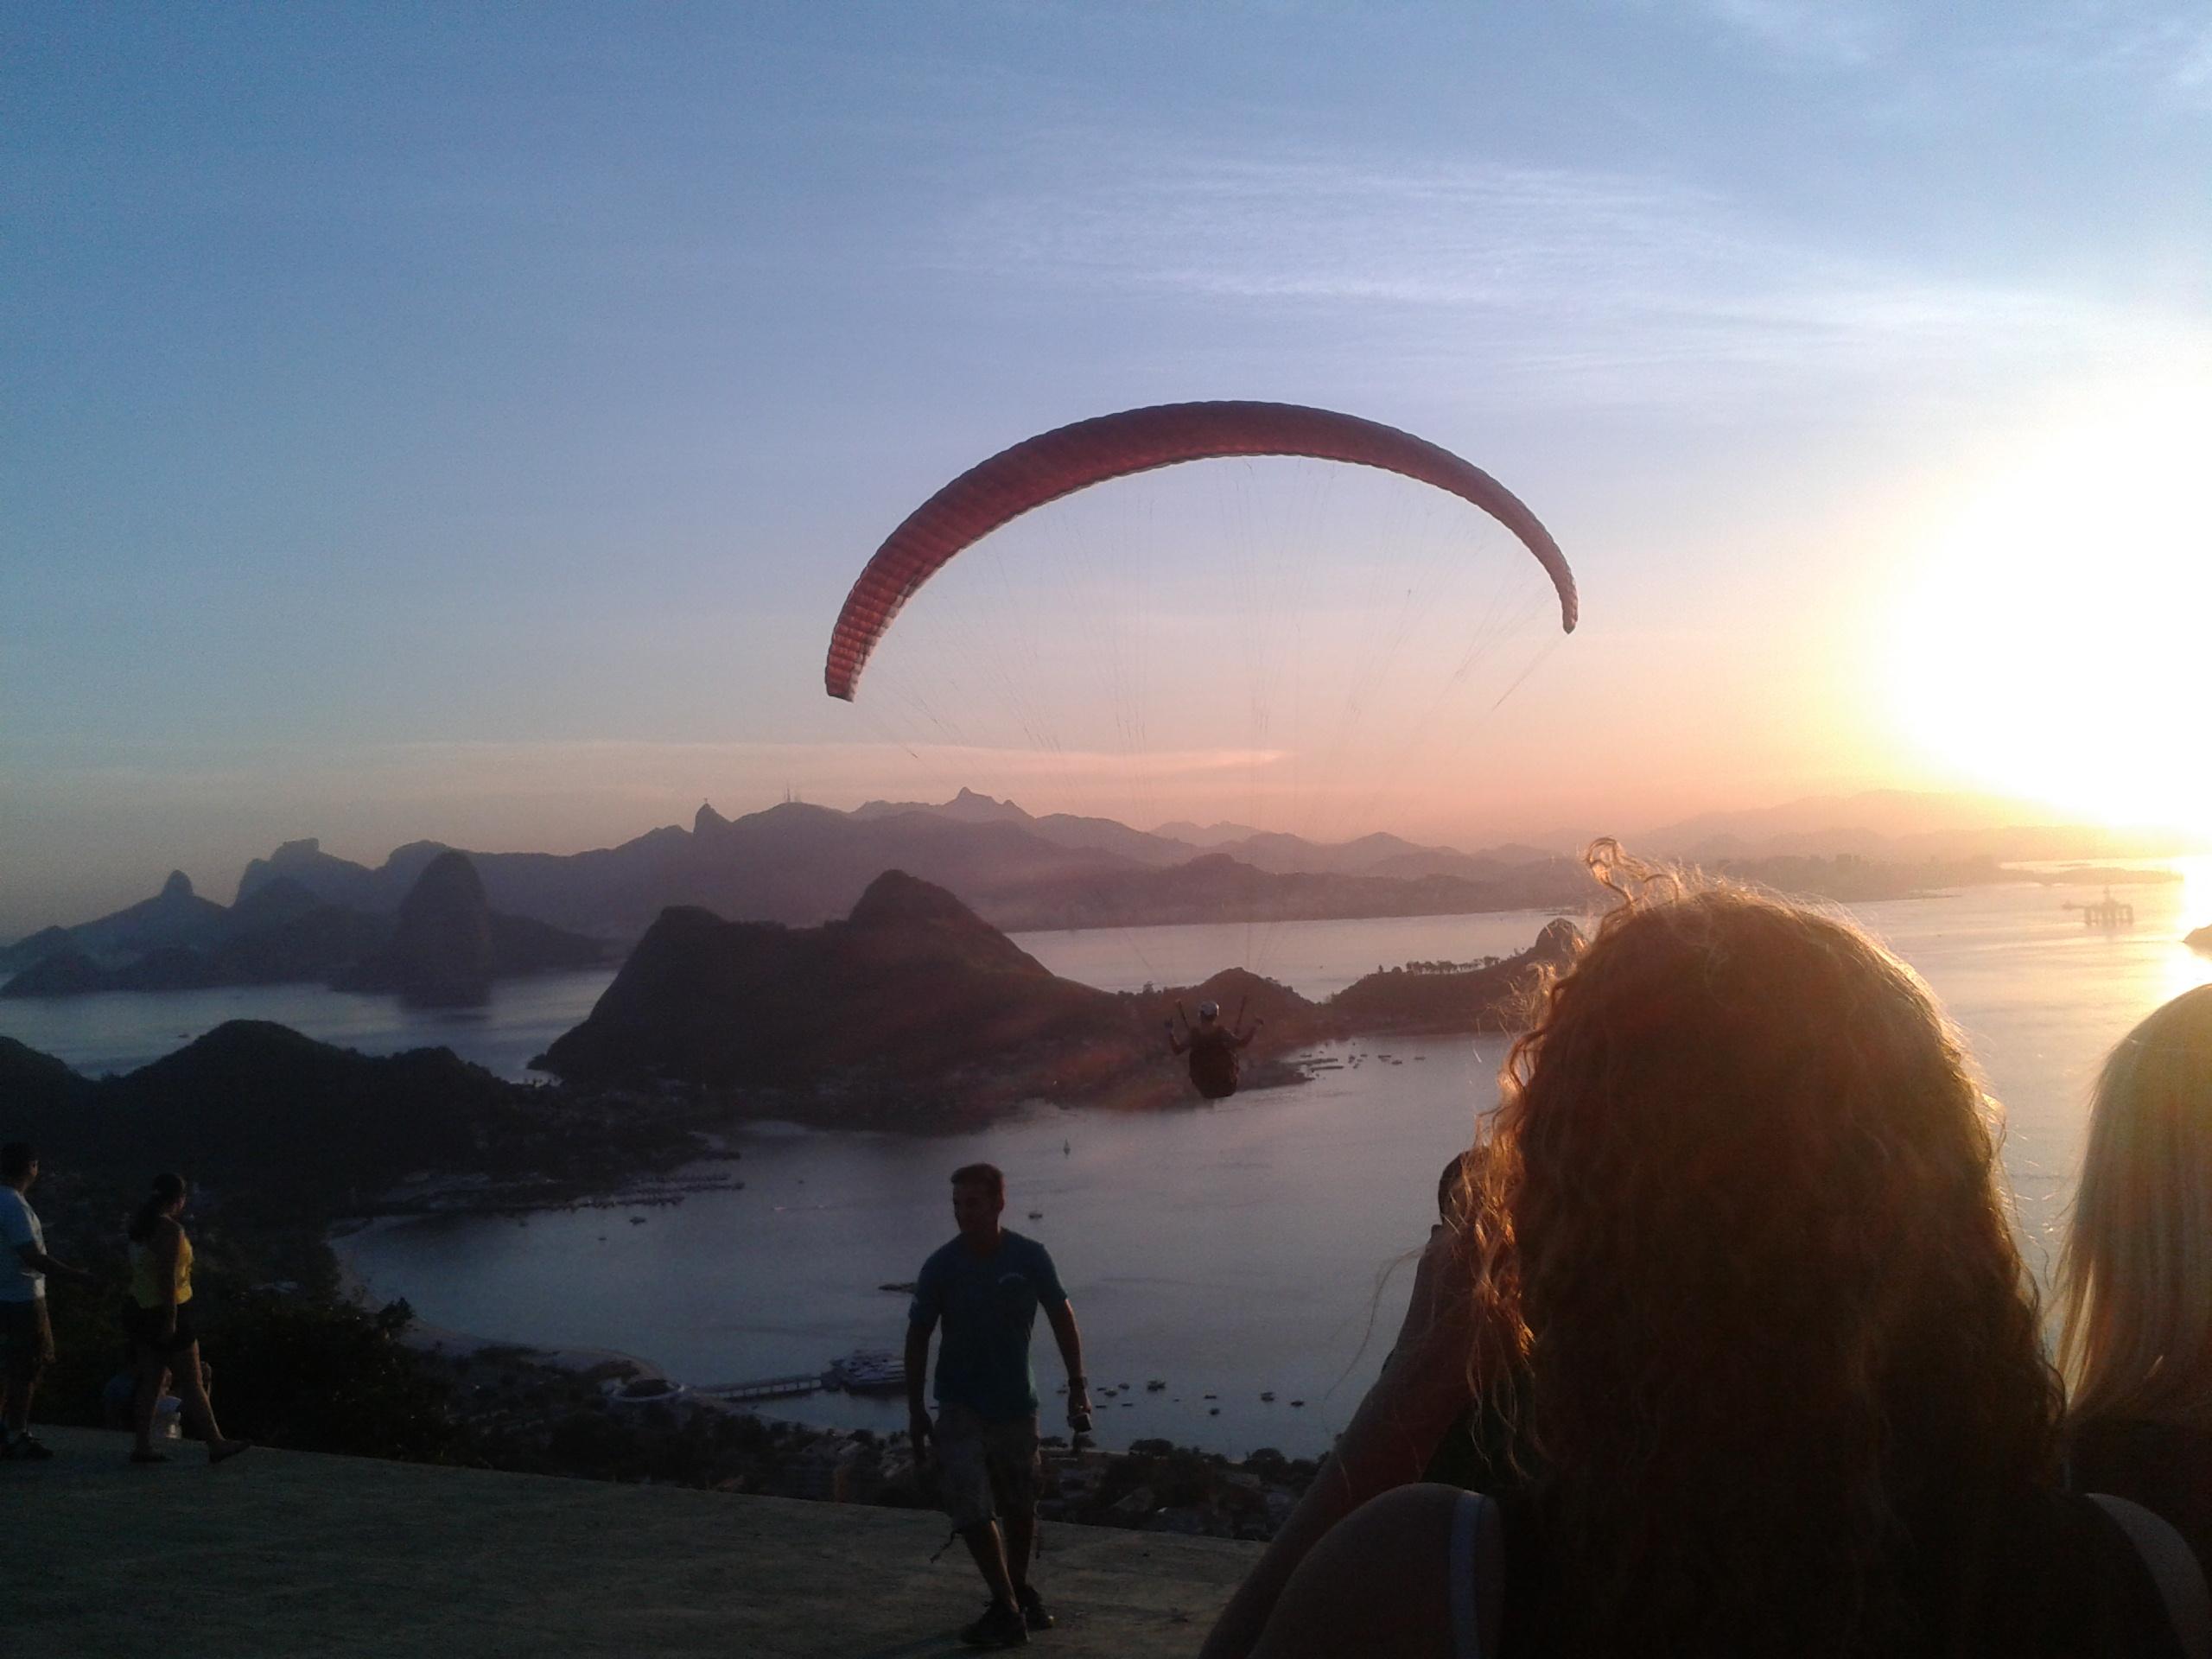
top-left (906, 1162), bottom-right (1090, 1649)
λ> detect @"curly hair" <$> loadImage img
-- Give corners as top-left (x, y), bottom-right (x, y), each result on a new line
top-left (2059, 982), bottom-right (2212, 1432)
top-left (1464, 843), bottom-right (2058, 1656)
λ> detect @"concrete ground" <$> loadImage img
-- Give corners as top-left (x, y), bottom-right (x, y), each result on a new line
top-left (13, 1427), bottom-right (1257, 1657)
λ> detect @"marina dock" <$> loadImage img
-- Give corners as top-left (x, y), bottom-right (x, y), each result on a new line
top-left (698, 1373), bottom-right (823, 1402)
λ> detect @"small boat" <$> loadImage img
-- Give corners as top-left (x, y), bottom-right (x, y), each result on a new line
top-left (824, 1350), bottom-right (907, 1394)
top-left (1145, 1380), bottom-right (1166, 1392)
top-left (1260, 1391), bottom-right (1275, 1402)
top-left (1027, 1211), bottom-right (1044, 1220)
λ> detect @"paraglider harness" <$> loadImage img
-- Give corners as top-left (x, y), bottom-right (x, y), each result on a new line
top-left (1167, 999), bottom-right (1259, 1100)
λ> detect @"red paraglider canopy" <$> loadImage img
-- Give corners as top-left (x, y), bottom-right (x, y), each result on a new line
top-left (823, 400), bottom-right (1577, 701)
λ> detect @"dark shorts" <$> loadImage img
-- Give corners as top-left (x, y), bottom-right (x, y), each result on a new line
top-left (124, 1301), bottom-right (199, 1357)
top-left (1, 1298), bottom-right (56, 1381)
top-left (1191, 1055), bottom-right (1239, 1098)
top-left (933, 1402), bottom-right (1041, 1530)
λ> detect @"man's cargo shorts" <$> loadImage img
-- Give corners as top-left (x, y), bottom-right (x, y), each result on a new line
top-left (933, 1402), bottom-right (1041, 1529)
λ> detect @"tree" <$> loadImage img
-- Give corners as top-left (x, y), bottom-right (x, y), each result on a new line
top-left (207, 1294), bottom-right (459, 1461)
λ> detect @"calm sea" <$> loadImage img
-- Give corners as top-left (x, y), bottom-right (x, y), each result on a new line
top-left (10, 867), bottom-right (2210, 1456)
top-left (0, 966), bottom-right (619, 1084)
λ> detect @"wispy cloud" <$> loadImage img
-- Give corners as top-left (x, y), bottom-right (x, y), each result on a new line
top-left (3, 734), bottom-right (1294, 804)
top-left (2064, 10), bottom-right (2212, 110)
top-left (938, 144), bottom-right (2194, 414)
top-left (1688, 0), bottom-right (1896, 68)
top-left (1663, 0), bottom-right (2212, 111)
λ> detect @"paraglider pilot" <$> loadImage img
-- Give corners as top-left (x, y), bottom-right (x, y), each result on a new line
top-left (1167, 1000), bottom-right (1262, 1100)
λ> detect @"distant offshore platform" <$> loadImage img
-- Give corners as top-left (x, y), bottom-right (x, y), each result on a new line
top-left (2065, 887), bottom-right (2136, 928)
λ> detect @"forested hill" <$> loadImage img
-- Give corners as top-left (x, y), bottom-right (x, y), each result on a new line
top-left (0, 1023), bottom-right (714, 1223)
top-left (0, 1025), bottom-right (521, 1214)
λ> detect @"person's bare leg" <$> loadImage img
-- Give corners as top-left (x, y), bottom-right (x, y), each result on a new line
top-left (168, 1342), bottom-right (240, 1456)
top-left (960, 1518), bottom-right (1016, 1605)
top-left (1004, 1503), bottom-right (1038, 1595)
top-left (131, 1352), bottom-right (170, 1455)
top-left (2, 1376), bottom-right (29, 1440)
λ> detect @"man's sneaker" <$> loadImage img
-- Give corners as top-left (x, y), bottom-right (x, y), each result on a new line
top-left (1016, 1583), bottom-right (1055, 1632)
top-left (3, 1434), bottom-right (54, 1461)
top-left (959, 1598), bottom-right (1030, 1649)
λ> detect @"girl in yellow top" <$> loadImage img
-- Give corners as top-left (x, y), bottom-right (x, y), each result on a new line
top-left (125, 1173), bottom-right (246, 1465)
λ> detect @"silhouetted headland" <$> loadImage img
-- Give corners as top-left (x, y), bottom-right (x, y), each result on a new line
top-left (535, 870), bottom-right (1580, 1125)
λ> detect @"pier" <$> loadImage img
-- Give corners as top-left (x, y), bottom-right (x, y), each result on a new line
top-left (697, 1373), bottom-right (823, 1402)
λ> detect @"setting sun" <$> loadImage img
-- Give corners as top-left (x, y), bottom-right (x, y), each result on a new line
top-left (1889, 385), bottom-right (2212, 834)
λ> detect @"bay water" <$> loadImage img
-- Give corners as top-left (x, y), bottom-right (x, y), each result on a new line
top-left (10, 866), bottom-right (2209, 1456)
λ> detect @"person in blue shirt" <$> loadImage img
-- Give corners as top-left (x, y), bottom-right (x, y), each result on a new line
top-left (2, 1142), bottom-right (97, 1461)
top-left (906, 1162), bottom-right (1091, 1649)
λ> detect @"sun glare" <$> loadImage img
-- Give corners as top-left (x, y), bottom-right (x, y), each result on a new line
top-left (1888, 385), bottom-right (2212, 834)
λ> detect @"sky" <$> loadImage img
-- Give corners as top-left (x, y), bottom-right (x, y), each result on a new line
top-left (4, 2), bottom-right (2209, 933)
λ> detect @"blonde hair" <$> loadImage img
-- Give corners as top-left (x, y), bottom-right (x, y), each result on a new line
top-left (2058, 982), bottom-right (2212, 1430)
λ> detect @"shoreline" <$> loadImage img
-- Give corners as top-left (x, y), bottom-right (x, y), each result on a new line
top-left (329, 1208), bottom-right (1343, 1459)
top-left (338, 1251), bottom-right (1332, 1541)
top-left (334, 1238), bottom-right (670, 1385)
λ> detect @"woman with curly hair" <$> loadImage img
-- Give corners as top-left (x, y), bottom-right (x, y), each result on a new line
top-left (1205, 848), bottom-right (2192, 1658)
top-left (2060, 983), bottom-right (2212, 1574)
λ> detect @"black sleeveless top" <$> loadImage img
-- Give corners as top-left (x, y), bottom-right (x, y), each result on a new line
top-left (1478, 1487), bottom-right (2183, 1657)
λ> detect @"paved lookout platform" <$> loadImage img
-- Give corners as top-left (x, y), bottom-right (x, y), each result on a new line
top-left (14, 1428), bottom-right (1256, 1657)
